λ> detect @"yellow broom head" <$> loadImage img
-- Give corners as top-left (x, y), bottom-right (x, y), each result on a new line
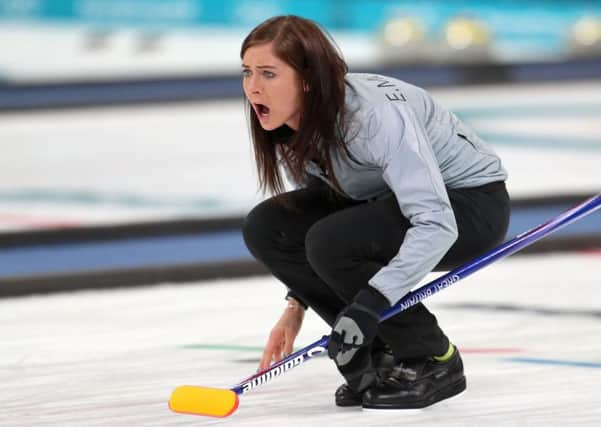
top-left (169, 385), bottom-right (239, 417)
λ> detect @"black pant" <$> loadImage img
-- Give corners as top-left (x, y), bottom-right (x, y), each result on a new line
top-left (242, 181), bottom-right (510, 360)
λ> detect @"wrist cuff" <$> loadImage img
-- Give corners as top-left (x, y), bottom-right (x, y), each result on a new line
top-left (354, 287), bottom-right (391, 316)
top-left (285, 291), bottom-right (308, 310)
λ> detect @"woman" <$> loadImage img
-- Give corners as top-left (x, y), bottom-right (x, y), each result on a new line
top-left (240, 15), bottom-right (510, 410)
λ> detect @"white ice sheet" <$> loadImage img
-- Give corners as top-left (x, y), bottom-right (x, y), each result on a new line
top-left (0, 253), bottom-right (600, 426)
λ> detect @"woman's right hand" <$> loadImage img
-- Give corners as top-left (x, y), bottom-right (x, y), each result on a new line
top-left (258, 298), bottom-right (305, 371)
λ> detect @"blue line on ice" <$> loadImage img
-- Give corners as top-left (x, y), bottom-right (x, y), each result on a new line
top-left (505, 357), bottom-right (601, 369)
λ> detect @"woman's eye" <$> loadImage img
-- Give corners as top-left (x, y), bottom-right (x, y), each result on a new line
top-left (242, 69), bottom-right (251, 77)
top-left (263, 71), bottom-right (275, 78)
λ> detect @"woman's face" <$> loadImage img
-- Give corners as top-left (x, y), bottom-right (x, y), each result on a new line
top-left (242, 42), bottom-right (304, 131)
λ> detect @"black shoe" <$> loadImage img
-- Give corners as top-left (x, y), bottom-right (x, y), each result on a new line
top-left (362, 346), bottom-right (466, 409)
top-left (335, 346), bottom-right (395, 407)
top-left (335, 383), bottom-right (362, 407)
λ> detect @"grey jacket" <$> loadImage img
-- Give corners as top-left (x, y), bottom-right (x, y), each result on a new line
top-left (287, 73), bottom-right (507, 304)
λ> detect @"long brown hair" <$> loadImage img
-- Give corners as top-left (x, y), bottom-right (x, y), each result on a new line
top-left (240, 15), bottom-right (349, 195)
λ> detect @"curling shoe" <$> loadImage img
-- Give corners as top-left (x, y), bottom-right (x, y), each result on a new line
top-left (335, 347), bottom-right (395, 407)
top-left (362, 346), bottom-right (466, 410)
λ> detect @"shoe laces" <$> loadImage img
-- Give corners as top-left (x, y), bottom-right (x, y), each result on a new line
top-left (385, 360), bottom-right (423, 385)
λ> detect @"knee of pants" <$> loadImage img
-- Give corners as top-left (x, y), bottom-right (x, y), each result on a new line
top-left (242, 199), bottom-right (279, 259)
top-left (305, 220), bottom-right (341, 279)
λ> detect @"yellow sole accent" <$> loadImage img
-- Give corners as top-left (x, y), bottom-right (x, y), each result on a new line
top-left (168, 385), bottom-right (239, 417)
top-left (433, 343), bottom-right (455, 362)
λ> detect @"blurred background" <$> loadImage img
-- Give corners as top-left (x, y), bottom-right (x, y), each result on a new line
top-left (0, 0), bottom-right (600, 294)
top-left (2, 0), bottom-right (601, 83)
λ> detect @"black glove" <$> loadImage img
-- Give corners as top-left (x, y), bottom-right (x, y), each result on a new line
top-left (327, 287), bottom-right (391, 392)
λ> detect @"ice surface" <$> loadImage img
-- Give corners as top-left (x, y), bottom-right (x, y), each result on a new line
top-left (0, 253), bottom-right (600, 426)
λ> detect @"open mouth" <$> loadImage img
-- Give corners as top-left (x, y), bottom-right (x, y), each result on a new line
top-left (253, 103), bottom-right (270, 119)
